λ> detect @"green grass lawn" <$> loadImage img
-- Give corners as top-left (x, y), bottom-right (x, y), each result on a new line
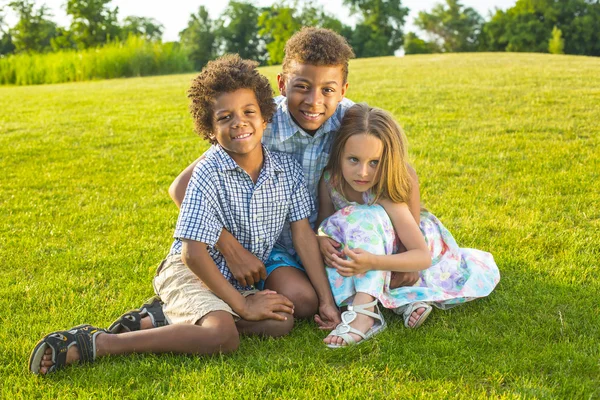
top-left (1, 53), bottom-right (599, 399)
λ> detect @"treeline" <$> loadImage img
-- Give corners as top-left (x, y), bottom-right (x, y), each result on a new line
top-left (1, 0), bottom-right (599, 85)
top-left (406, 0), bottom-right (600, 56)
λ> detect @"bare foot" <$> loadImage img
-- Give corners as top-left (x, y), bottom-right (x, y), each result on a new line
top-left (406, 306), bottom-right (427, 327)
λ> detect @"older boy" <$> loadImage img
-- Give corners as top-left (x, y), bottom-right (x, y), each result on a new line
top-left (30, 55), bottom-right (338, 375)
top-left (117, 28), bottom-right (421, 333)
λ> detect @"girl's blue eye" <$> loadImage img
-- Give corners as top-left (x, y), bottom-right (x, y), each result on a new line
top-left (349, 157), bottom-right (358, 163)
top-left (369, 160), bottom-right (379, 167)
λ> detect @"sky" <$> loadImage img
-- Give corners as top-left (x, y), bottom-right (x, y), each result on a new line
top-left (4, 0), bottom-right (518, 42)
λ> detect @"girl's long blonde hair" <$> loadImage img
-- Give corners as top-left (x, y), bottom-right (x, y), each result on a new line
top-left (326, 103), bottom-right (412, 204)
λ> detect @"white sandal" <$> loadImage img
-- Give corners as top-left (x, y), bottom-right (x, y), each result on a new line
top-left (393, 301), bottom-right (432, 328)
top-left (325, 299), bottom-right (387, 348)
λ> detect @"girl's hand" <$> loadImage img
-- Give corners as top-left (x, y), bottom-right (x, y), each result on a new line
top-left (331, 247), bottom-right (375, 276)
top-left (317, 236), bottom-right (342, 267)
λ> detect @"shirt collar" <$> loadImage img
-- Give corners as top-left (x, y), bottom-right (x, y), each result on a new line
top-left (213, 144), bottom-right (284, 175)
top-left (276, 96), bottom-right (344, 141)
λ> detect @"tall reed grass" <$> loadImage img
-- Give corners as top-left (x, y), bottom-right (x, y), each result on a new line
top-left (0, 36), bottom-right (194, 86)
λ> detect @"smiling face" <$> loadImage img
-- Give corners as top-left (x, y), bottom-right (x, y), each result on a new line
top-left (277, 61), bottom-right (348, 134)
top-left (211, 88), bottom-right (267, 163)
top-left (340, 133), bottom-right (384, 198)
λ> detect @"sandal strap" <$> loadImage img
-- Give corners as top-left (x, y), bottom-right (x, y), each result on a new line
top-left (348, 299), bottom-right (383, 322)
top-left (42, 329), bottom-right (77, 373)
top-left (331, 322), bottom-right (367, 343)
top-left (401, 302), bottom-right (432, 328)
top-left (402, 301), bottom-right (428, 319)
top-left (71, 325), bottom-right (106, 364)
top-left (32, 324), bottom-right (105, 374)
top-left (109, 296), bottom-right (168, 333)
top-left (143, 297), bottom-right (168, 328)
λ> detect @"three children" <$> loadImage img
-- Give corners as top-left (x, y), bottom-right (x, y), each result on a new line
top-left (30, 27), bottom-right (499, 374)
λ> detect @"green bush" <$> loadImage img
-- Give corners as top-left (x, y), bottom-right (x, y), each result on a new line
top-left (0, 36), bottom-right (193, 85)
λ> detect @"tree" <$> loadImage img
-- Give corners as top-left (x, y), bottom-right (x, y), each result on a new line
top-left (179, 6), bottom-right (216, 70)
top-left (8, 0), bottom-right (57, 53)
top-left (216, 1), bottom-right (263, 62)
top-left (258, 4), bottom-right (302, 65)
top-left (414, 0), bottom-right (483, 52)
top-left (258, 1), bottom-right (351, 65)
top-left (66, 0), bottom-right (120, 49)
top-left (50, 27), bottom-right (77, 51)
top-left (548, 25), bottom-right (565, 54)
top-left (121, 16), bottom-right (164, 41)
top-left (343, 0), bottom-right (409, 57)
top-left (0, 8), bottom-right (16, 55)
top-left (403, 32), bottom-right (438, 54)
top-left (482, 0), bottom-right (600, 56)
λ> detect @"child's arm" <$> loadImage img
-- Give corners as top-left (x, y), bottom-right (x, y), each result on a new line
top-left (315, 176), bottom-right (342, 267)
top-left (407, 164), bottom-right (421, 225)
top-left (331, 200), bottom-right (430, 275)
top-left (291, 219), bottom-right (341, 330)
top-left (215, 229), bottom-right (267, 287)
top-left (169, 156), bottom-right (203, 208)
top-left (182, 239), bottom-right (294, 321)
top-left (171, 154), bottom-right (267, 287)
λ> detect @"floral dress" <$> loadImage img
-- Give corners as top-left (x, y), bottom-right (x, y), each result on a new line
top-left (318, 171), bottom-right (500, 309)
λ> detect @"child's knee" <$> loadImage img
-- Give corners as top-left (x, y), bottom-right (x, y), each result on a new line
top-left (263, 312), bottom-right (294, 338)
top-left (197, 315), bottom-right (240, 354)
top-left (288, 288), bottom-right (318, 319)
top-left (208, 324), bottom-right (240, 353)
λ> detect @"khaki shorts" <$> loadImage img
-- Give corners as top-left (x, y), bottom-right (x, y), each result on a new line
top-left (153, 254), bottom-right (257, 325)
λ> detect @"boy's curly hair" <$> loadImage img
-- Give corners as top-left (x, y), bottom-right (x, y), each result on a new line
top-left (282, 27), bottom-right (355, 83)
top-left (188, 54), bottom-right (276, 143)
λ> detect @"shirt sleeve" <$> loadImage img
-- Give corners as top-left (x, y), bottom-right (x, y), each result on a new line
top-left (173, 167), bottom-right (223, 247)
top-left (287, 159), bottom-right (314, 223)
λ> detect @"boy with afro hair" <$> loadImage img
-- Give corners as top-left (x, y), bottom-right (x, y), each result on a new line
top-left (30, 54), bottom-right (336, 375)
top-left (119, 27), bottom-right (421, 335)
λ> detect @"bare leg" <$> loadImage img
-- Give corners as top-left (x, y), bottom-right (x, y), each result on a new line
top-left (323, 292), bottom-right (376, 347)
top-left (264, 267), bottom-right (318, 319)
top-left (389, 242), bottom-right (420, 289)
top-left (139, 317), bottom-right (153, 330)
top-left (236, 312), bottom-right (294, 337)
top-left (38, 311), bottom-right (239, 375)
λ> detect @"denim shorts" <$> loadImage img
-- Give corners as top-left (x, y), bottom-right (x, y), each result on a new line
top-left (255, 245), bottom-right (306, 290)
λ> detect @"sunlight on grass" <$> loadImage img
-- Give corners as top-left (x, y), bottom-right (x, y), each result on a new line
top-left (0, 53), bottom-right (598, 398)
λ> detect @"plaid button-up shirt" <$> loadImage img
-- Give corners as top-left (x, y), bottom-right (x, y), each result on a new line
top-left (263, 95), bottom-right (355, 250)
top-left (169, 145), bottom-right (313, 290)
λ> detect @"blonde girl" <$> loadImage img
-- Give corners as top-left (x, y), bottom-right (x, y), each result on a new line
top-left (317, 104), bottom-right (499, 347)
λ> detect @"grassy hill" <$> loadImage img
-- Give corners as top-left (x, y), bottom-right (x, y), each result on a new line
top-left (1, 53), bottom-right (598, 398)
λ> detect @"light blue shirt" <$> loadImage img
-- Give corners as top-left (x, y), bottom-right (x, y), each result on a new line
top-left (262, 95), bottom-right (354, 250)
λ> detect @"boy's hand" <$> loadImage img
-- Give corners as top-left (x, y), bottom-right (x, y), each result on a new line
top-left (317, 236), bottom-right (342, 267)
top-left (223, 246), bottom-right (267, 287)
top-left (331, 247), bottom-right (374, 276)
top-left (314, 302), bottom-right (341, 330)
top-left (240, 290), bottom-right (294, 321)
